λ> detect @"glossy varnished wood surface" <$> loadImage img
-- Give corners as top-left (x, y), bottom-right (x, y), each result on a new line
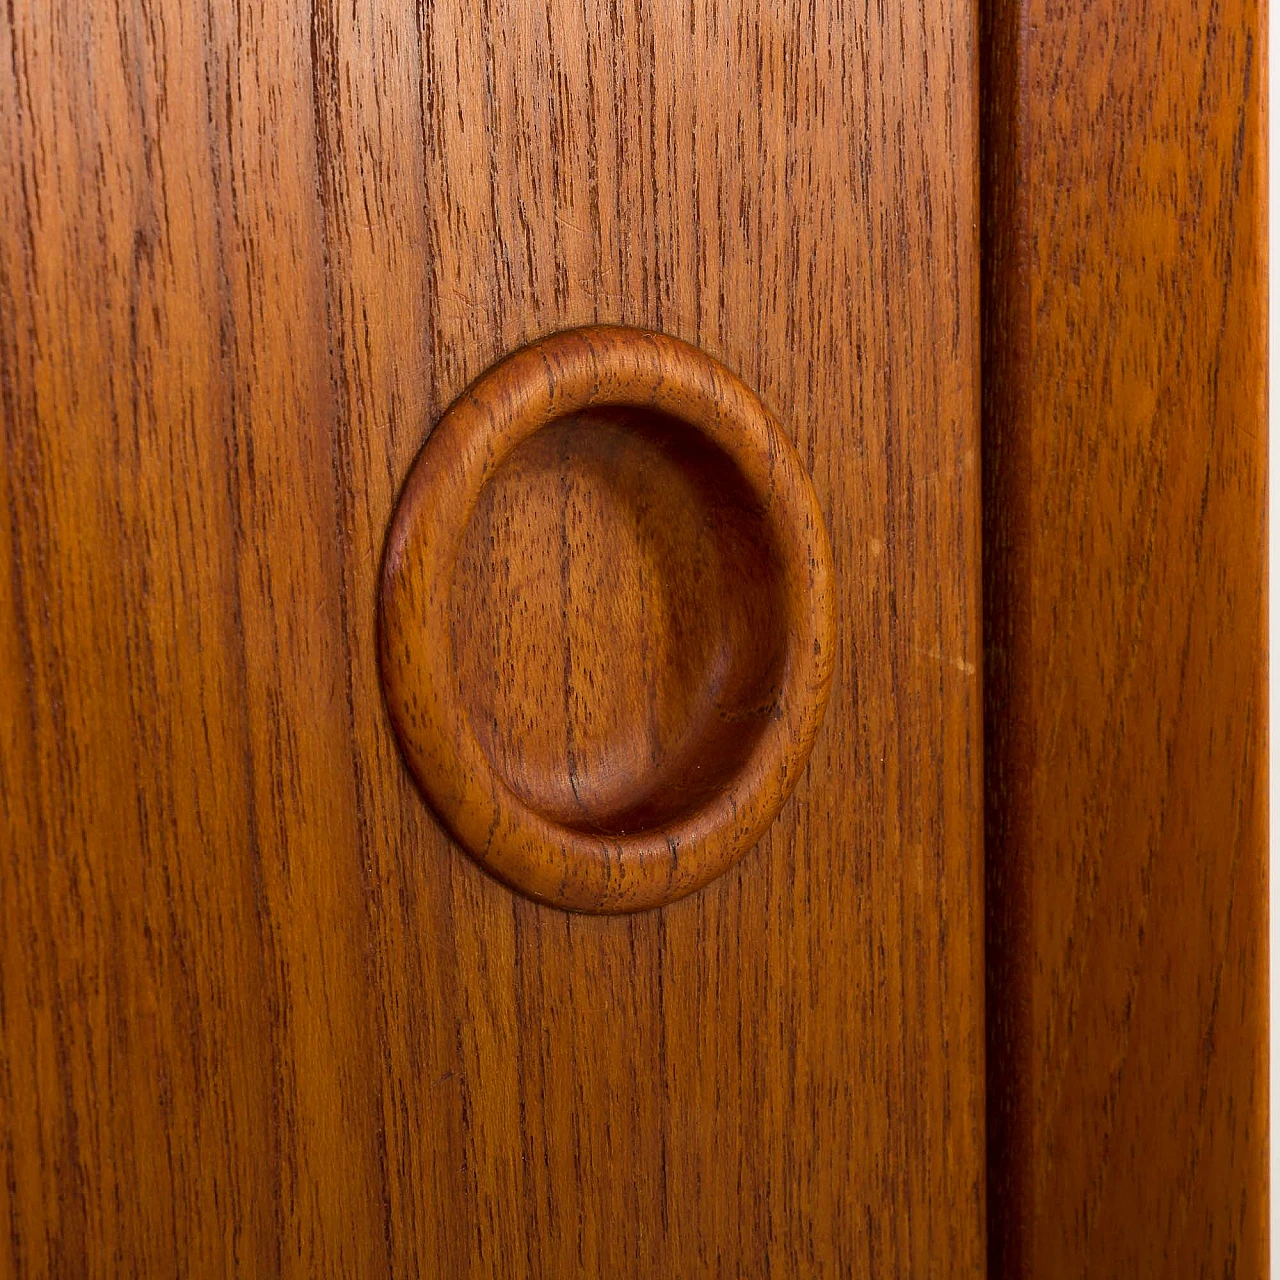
top-left (982, 0), bottom-right (1266, 1271)
top-left (0, 0), bottom-right (983, 1272)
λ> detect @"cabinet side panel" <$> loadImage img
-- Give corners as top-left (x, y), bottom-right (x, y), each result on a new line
top-left (982, 0), bottom-right (1267, 1271)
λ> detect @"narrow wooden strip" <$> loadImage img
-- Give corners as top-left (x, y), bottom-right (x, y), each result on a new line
top-left (982, 0), bottom-right (1267, 1271)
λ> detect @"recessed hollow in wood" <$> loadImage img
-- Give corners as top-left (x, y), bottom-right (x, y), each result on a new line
top-left (454, 406), bottom-right (788, 834)
top-left (379, 326), bottom-right (835, 913)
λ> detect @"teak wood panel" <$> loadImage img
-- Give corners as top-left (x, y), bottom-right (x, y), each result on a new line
top-left (0, 1), bottom-right (984, 1274)
top-left (982, 0), bottom-right (1266, 1272)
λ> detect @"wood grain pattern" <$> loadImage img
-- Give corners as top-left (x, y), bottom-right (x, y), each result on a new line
top-left (380, 325), bottom-right (835, 913)
top-left (981, 0), bottom-right (1267, 1271)
top-left (0, 0), bottom-right (983, 1272)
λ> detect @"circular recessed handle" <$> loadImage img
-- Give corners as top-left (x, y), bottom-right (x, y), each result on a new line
top-left (379, 326), bottom-right (834, 913)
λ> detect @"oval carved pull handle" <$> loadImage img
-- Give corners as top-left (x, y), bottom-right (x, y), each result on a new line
top-left (379, 326), bottom-right (835, 913)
